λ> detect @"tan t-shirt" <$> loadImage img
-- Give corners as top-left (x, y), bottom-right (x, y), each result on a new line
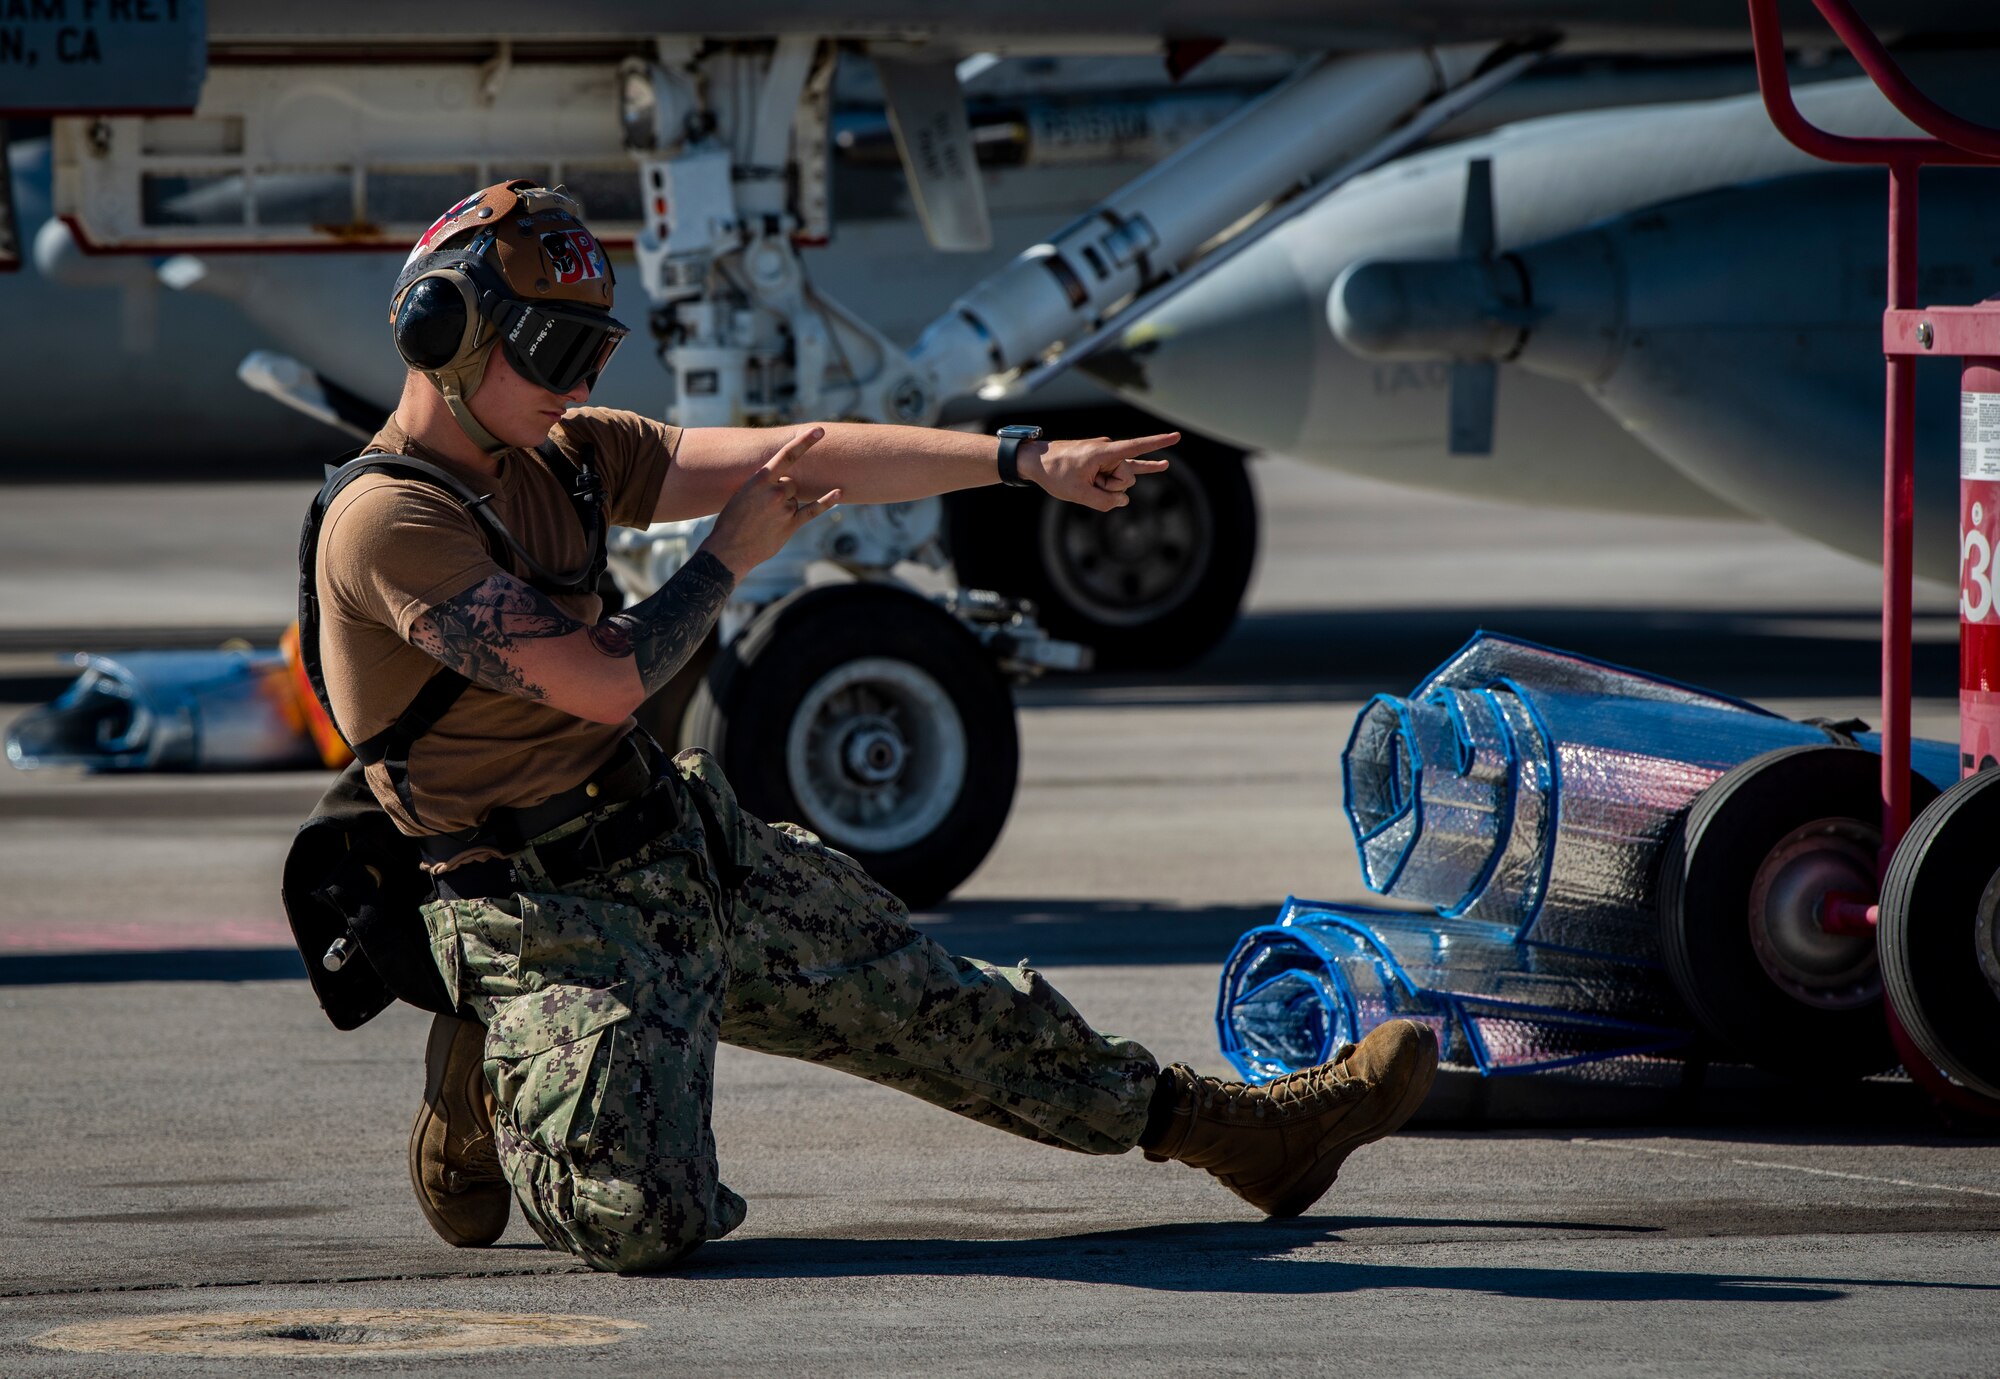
top-left (316, 407), bottom-right (678, 838)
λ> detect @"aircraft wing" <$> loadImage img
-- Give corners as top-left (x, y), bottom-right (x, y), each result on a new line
top-left (205, 0), bottom-right (1992, 51)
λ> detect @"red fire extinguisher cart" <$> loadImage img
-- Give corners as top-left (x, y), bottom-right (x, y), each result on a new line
top-left (1748, 0), bottom-right (2000, 1117)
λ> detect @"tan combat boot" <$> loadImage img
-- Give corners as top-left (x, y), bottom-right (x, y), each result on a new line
top-left (409, 1012), bottom-right (510, 1247)
top-left (1140, 1018), bottom-right (1439, 1217)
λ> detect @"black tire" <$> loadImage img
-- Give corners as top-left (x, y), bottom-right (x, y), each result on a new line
top-left (1658, 744), bottom-right (1937, 1081)
top-left (945, 416), bottom-right (1256, 671)
top-left (1879, 771), bottom-right (2000, 1103)
top-left (683, 583), bottom-right (1018, 910)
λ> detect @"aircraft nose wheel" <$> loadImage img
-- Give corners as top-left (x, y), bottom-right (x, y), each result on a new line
top-left (1878, 770), bottom-right (2000, 1109)
top-left (684, 583), bottom-right (1018, 911)
top-left (1659, 744), bottom-right (1939, 1080)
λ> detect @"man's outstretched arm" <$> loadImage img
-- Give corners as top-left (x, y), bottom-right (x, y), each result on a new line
top-left (655, 423), bottom-right (1179, 523)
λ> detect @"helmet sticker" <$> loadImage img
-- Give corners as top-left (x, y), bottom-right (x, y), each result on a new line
top-left (542, 229), bottom-right (605, 285)
top-left (406, 191), bottom-right (488, 266)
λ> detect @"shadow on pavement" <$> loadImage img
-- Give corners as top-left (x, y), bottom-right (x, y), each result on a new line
top-left (1025, 606), bottom-right (1955, 709)
top-left (0, 948), bottom-right (306, 986)
top-left (0, 900), bottom-right (1286, 986)
top-left (685, 1219), bottom-right (2000, 1300)
top-left (916, 899), bottom-right (1284, 967)
top-left (2, 606), bottom-right (1948, 710)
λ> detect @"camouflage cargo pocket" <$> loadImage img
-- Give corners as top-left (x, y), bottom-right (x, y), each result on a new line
top-left (483, 981), bottom-right (632, 1199)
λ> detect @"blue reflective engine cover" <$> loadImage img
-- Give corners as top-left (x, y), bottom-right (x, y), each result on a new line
top-left (1218, 900), bottom-right (1692, 1083)
top-left (1221, 632), bottom-right (1957, 1083)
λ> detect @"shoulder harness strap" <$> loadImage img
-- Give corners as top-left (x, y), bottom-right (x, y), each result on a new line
top-left (532, 436), bottom-right (609, 596)
top-left (297, 444), bottom-right (612, 826)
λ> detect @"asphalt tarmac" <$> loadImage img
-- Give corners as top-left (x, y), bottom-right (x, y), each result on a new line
top-left (0, 456), bottom-right (1992, 1377)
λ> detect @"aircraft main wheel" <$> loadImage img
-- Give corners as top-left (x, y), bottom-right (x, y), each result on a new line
top-left (683, 583), bottom-right (1018, 911)
top-left (1658, 744), bottom-right (1937, 1080)
top-left (946, 427), bottom-right (1256, 671)
top-left (1878, 771), bottom-right (2000, 1104)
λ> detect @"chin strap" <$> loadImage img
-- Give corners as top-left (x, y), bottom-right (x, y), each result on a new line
top-left (426, 339), bottom-right (511, 456)
top-left (439, 383), bottom-right (511, 455)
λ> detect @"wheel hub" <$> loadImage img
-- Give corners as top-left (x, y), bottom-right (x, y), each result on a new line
top-left (785, 657), bottom-right (967, 854)
top-left (1748, 818), bottom-right (1883, 1010)
top-left (1040, 465), bottom-right (1213, 627)
top-left (1975, 867), bottom-right (2000, 1001)
top-left (1103, 509), bottom-right (1155, 562)
top-left (840, 717), bottom-right (907, 786)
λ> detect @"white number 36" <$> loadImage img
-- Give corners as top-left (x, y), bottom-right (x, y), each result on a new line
top-left (1963, 516), bottom-right (1994, 623)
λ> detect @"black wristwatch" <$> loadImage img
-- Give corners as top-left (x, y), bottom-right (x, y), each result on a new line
top-left (995, 424), bottom-right (1044, 488)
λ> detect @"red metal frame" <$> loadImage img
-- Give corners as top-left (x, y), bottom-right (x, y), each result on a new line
top-left (1748, 0), bottom-right (2000, 1119)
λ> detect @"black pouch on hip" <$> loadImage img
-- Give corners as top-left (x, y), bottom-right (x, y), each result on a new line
top-left (281, 761), bottom-right (457, 1029)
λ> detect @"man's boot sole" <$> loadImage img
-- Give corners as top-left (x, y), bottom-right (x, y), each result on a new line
top-left (410, 1013), bottom-right (508, 1249)
top-left (1262, 1021), bottom-right (1440, 1219)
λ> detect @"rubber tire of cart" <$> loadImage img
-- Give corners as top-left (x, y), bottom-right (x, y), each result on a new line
top-left (944, 422), bottom-right (1256, 672)
top-left (1658, 743), bottom-right (1938, 1081)
top-left (682, 583), bottom-right (1019, 911)
top-left (1878, 770), bottom-right (2000, 1104)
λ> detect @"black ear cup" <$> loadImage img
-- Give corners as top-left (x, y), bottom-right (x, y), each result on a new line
top-left (393, 275), bottom-right (471, 371)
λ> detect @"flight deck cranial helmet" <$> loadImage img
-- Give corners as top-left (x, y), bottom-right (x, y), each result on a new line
top-left (389, 179), bottom-right (628, 453)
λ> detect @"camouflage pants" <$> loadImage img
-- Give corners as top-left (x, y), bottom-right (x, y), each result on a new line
top-left (421, 749), bottom-right (1159, 1273)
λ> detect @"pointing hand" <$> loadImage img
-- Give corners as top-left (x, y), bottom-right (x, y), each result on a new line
top-left (1021, 432), bottom-right (1179, 512)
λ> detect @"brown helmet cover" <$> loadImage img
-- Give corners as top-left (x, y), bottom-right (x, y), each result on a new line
top-left (390, 179), bottom-right (616, 451)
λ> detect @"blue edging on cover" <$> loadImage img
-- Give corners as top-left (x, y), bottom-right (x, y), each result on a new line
top-left (1411, 629), bottom-right (1784, 719)
top-left (1343, 695), bottom-right (1422, 895)
top-left (1218, 899), bottom-right (1692, 1081)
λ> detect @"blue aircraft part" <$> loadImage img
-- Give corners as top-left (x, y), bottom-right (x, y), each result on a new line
top-left (5, 650), bottom-right (319, 773)
top-left (1226, 632), bottom-right (1959, 1083)
top-left (1217, 898), bottom-right (1692, 1084)
top-left (1343, 632), bottom-right (1956, 961)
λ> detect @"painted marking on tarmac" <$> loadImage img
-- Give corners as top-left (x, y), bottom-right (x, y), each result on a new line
top-left (0, 919), bottom-right (290, 954)
top-left (31, 1309), bottom-right (644, 1358)
top-left (1572, 1138), bottom-right (2000, 1199)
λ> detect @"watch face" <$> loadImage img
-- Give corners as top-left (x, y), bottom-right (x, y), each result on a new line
top-left (998, 425), bottom-right (1043, 439)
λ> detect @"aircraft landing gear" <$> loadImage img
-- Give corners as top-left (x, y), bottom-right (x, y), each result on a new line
top-left (1878, 772), bottom-right (2000, 1105)
top-left (680, 583), bottom-right (1018, 911)
top-left (1659, 744), bottom-right (1938, 1081)
top-left (947, 425), bottom-right (1256, 671)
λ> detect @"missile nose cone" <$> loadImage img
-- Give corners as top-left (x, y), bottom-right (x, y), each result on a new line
top-left (1329, 256), bottom-right (1528, 361)
top-left (1328, 259), bottom-right (1418, 357)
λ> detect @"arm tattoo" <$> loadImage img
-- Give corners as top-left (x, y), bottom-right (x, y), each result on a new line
top-left (587, 550), bottom-right (735, 695)
top-left (411, 574), bottom-right (586, 701)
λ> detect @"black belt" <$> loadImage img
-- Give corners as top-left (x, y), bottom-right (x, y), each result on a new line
top-left (425, 733), bottom-right (682, 899)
